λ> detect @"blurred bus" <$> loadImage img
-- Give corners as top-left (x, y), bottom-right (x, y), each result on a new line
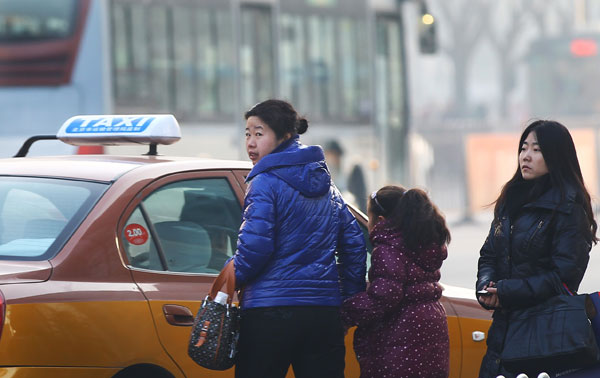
top-left (528, 34), bottom-right (600, 119)
top-left (0, 0), bottom-right (104, 155)
top-left (0, 0), bottom-right (418, 189)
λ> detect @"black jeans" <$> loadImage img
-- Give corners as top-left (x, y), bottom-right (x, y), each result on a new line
top-left (235, 306), bottom-right (345, 378)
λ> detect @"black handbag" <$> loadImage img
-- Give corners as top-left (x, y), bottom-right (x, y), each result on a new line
top-left (188, 260), bottom-right (240, 370)
top-left (501, 293), bottom-right (600, 374)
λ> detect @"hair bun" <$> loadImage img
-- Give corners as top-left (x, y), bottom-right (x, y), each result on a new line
top-left (297, 118), bottom-right (309, 134)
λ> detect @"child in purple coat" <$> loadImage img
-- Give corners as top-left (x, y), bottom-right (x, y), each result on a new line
top-left (341, 185), bottom-right (451, 378)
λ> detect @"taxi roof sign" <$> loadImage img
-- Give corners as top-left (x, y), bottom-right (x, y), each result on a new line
top-left (57, 114), bottom-right (181, 146)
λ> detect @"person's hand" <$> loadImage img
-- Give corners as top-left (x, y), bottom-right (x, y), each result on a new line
top-left (478, 281), bottom-right (502, 309)
top-left (481, 287), bottom-right (501, 308)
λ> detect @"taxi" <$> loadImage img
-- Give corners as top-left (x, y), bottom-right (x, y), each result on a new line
top-left (0, 114), bottom-right (492, 378)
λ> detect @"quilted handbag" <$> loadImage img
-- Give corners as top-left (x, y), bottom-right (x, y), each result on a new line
top-left (188, 260), bottom-right (240, 370)
top-left (501, 292), bottom-right (600, 374)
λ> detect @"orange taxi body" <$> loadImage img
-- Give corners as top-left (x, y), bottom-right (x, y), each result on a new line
top-left (0, 154), bottom-right (491, 378)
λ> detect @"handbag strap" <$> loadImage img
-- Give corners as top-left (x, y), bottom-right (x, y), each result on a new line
top-left (209, 260), bottom-right (236, 304)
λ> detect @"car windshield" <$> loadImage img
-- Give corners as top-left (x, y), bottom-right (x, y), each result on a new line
top-left (0, 177), bottom-right (108, 260)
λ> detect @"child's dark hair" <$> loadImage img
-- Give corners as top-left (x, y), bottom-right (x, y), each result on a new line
top-left (244, 99), bottom-right (309, 140)
top-left (370, 185), bottom-right (451, 250)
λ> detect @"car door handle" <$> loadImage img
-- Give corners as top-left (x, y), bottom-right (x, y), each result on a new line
top-left (163, 304), bottom-right (194, 326)
top-left (472, 331), bottom-right (486, 342)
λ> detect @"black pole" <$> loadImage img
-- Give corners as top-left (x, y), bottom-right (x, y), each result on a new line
top-left (13, 135), bottom-right (58, 158)
top-left (144, 143), bottom-right (158, 156)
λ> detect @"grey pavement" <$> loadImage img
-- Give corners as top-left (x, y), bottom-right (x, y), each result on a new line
top-left (441, 211), bottom-right (600, 294)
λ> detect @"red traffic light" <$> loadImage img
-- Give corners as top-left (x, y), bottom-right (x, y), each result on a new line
top-left (570, 39), bottom-right (598, 57)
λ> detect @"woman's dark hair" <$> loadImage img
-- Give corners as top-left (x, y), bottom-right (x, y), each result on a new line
top-left (370, 185), bottom-right (451, 250)
top-left (494, 119), bottom-right (598, 244)
top-left (244, 99), bottom-right (309, 139)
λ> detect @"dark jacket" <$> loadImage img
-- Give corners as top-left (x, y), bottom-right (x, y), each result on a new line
top-left (476, 184), bottom-right (592, 378)
top-left (341, 220), bottom-right (450, 378)
top-left (233, 136), bottom-right (367, 309)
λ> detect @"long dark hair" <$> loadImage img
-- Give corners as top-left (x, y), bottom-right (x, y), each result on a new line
top-left (244, 99), bottom-right (309, 139)
top-left (370, 185), bottom-right (451, 250)
top-left (494, 120), bottom-right (597, 244)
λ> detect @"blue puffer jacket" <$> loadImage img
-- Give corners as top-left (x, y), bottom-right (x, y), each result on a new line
top-left (233, 136), bottom-right (367, 309)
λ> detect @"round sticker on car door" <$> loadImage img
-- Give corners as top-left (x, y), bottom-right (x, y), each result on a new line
top-left (125, 224), bottom-right (149, 245)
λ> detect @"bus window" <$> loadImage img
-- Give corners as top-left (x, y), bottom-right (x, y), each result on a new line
top-left (279, 12), bottom-right (369, 123)
top-left (240, 5), bottom-right (275, 111)
top-left (280, 14), bottom-right (309, 113)
top-left (0, 0), bottom-right (89, 86)
top-left (194, 8), bottom-right (235, 118)
top-left (111, 3), bottom-right (152, 111)
top-left (338, 17), bottom-right (370, 120)
top-left (376, 16), bottom-right (405, 131)
top-left (111, 1), bottom-right (235, 121)
top-left (376, 15), bottom-right (408, 183)
top-left (0, 0), bottom-right (77, 42)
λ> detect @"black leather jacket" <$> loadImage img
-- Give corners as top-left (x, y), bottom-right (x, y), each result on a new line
top-left (477, 184), bottom-right (591, 311)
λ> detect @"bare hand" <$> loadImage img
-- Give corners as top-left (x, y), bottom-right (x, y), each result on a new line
top-left (478, 282), bottom-right (502, 309)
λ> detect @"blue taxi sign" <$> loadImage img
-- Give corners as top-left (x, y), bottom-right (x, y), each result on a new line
top-left (57, 114), bottom-right (181, 145)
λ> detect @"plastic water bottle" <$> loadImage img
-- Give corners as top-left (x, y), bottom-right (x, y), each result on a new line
top-left (537, 374), bottom-right (550, 378)
top-left (215, 291), bottom-right (229, 305)
top-left (516, 374), bottom-right (529, 378)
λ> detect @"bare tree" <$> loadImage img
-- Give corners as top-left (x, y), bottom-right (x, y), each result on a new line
top-left (523, 0), bottom-right (574, 37)
top-left (524, 0), bottom-right (550, 36)
top-left (431, 0), bottom-right (490, 117)
top-left (486, 0), bottom-right (574, 117)
top-left (486, 1), bottom-right (533, 118)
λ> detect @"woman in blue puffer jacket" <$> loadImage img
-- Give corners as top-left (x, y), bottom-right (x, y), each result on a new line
top-left (232, 99), bottom-right (367, 378)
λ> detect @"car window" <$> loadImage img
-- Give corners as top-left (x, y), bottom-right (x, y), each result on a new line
top-left (0, 177), bottom-right (108, 260)
top-left (122, 178), bottom-right (242, 274)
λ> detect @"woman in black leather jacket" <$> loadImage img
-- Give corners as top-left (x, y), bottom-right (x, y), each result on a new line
top-left (476, 120), bottom-right (598, 378)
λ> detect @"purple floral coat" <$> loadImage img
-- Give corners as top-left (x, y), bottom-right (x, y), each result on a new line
top-left (341, 220), bottom-right (450, 378)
